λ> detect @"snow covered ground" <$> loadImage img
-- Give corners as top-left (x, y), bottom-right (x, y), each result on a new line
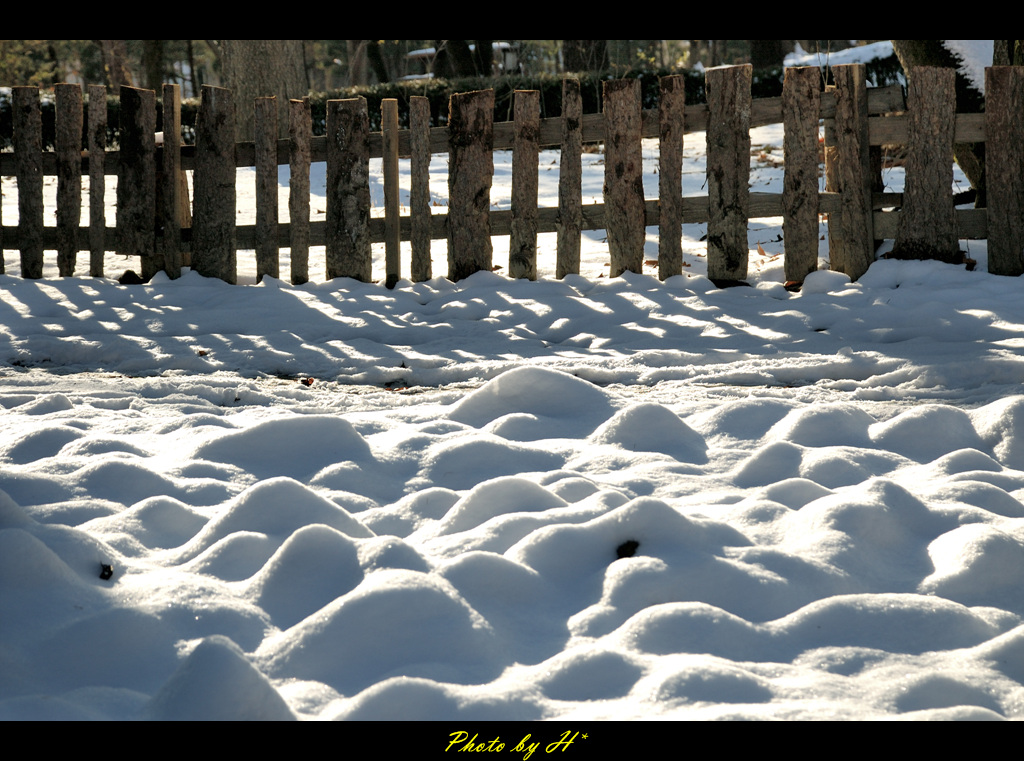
top-left (7, 44), bottom-right (1024, 722)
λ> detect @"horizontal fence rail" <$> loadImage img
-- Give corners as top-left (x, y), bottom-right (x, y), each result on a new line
top-left (2, 65), bottom-right (1023, 286)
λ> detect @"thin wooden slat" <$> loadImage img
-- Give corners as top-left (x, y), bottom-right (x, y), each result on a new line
top-left (782, 66), bottom-right (821, 283)
top-left (255, 96), bottom-right (279, 282)
top-left (658, 74), bottom-right (685, 280)
top-left (382, 98), bottom-right (401, 288)
top-left (556, 78), bottom-right (582, 279)
top-left (986, 66), bottom-right (1024, 276)
top-left (55, 83), bottom-right (82, 277)
top-left (410, 96), bottom-right (432, 282)
top-left (117, 86), bottom-right (156, 280)
top-left (192, 85), bottom-right (237, 284)
top-left (288, 97), bottom-right (311, 285)
top-left (509, 90), bottom-right (540, 280)
top-left (603, 78), bottom-right (646, 278)
top-left (447, 89), bottom-right (494, 281)
top-left (326, 97), bottom-right (371, 282)
top-left (13, 87), bottom-right (43, 279)
top-left (159, 83), bottom-right (184, 279)
top-left (825, 64), bottom-right (874, 281)
top-left (88, 84), bottom-right (106, 277)
top-left (706, 65), bottom-right (752, 283)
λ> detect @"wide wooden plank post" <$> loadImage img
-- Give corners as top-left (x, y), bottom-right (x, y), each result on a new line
top-left (255, 96), bottom-right (279, 282)
top-left (705, 65), bottom-right (752, 285)
top-left (409, 96), bottom-right (432, 282)
top-left (326, 97), bottom-right (371, 282)
top-left (986, 66), bottom-right (1024, 276)
top-left (782, 66), bottom-right (821, 285)
top-left (381, 98), bottom-right (401, 288)
top-left (603, 78), bottom-right (645, 277)
top-left (191, 85), bottom-right (236, 284)
top-left (447, 89), bottom-right (494, 281)
top-left (88, 85), bottom-right (107, 277)
top-left (288, 97), bottom-right (311, 285)
top-left (55, 83), bottom-right (82, 277)
top-left (159, 83), bottom-right (184, 279)
top-left (510, 89), bottom-right (540, 280)
top-left (825, 64), bottom-right (874, 280)
top-left (891, 67), bottom-right (960, 263)
top-left (13, 87), bottom-right (43, 279)
top-left (556, 77), bottom-right (583, 279)
top-left (117, 86), bottom-right (157, 281)
top-left (658, 75), bottom-right (685, 280)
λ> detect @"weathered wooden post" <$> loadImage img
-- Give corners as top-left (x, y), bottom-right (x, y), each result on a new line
top-left (117, 86), bottom-right (157, 280)
top-left (782, 66), bottom-right (821, 285)
top-left (326, 97), bottom-right (371, 282)
top-left (255, 96), bottom-right (280, 282)
top-left (825, 64), bottom-right (874, 280)
top-left (658, 74), bottom-right (685, 280)
top-left (410, 96), bottom-right (432, 282)
top-left (55, 83), bottom-right (82, 277)
top-left (986, 66), bottom-right (1024, 276)
top-left (191, 85), bottom-right (236, 284)
top-left (603, 78), bottom-right (645, 277)
top-left (159, 83), bottom-right (184, 279)
top-left (447, 89), bottom-right (494, 281)
top-left (705, 65), bottom-right (752, 285)
top-left (556, 77), bottom-right (583, 279)
top-left (382, 98), bottom-right (401, 288)
top-left (288, 97), bottom-right (311, 285)
top-left (13, 87), bottom-right (43, 279)
top-left (891, 67), bottom-right (961, 263)
top-left (510, 89), bottom-right (540, 280)
top-left (88, 85), bottom-right (107, 277)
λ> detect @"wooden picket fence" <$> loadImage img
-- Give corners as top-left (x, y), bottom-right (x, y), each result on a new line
top-left (1, 63), bottom-right (1023, 286)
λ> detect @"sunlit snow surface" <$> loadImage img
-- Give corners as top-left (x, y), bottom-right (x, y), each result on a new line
top-left (4, 53), bottom-right (1024, 719)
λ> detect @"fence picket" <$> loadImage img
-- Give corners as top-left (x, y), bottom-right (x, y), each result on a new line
top-left (706, 64), bottom-right (752, 283)
top-left (782, 66), bottom-right (821, 284)
top-left (658, 75), bottom-right (685, 280)
top-left (88, 85), bottom-right (107, 277)
top-left (288, 97), bottom-right (312, 285)
top-left (447, 89), bottom-right (494, 281)
top-left (56, 83), bottom-right (82, 277)
top-left (326, 97), bottom-right (371, 281)
top-left (825, 64), bottom-right (874, 281)
top-left (986, 66), bottom-right (1024, 276)
top-left (510, 90), bottom-right (540, 280)
top-left (13, 87), bottom-right (43, 279)
top-left (382, 98), bottom-right (401, 288)
top-left (255, 96), bottom-right (279, 282)
top-left (117, 86), bottom-right (156, 280)
top-left (159, 84), bottom-right (184, 279)
top-left (192, 85), bottom-right (237, 284)
top-left (892, 67), bottom-right (960, 263)
top-left (556, 77), bottom-right (582, 279)
top-left (604, 78), bottom-right (645, 278)
top-left (410, 96), bottom-right (432, 282)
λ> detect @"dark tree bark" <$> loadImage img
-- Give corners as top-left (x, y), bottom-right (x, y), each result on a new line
top-left (562, 40), bottom-right (608, 73)
top-left (891, 40), bottom-right (987, 206)
top-left (473, 40), bottom-right (493, 76)
top-left (97, 40), bottom-right (132, 90)
top-left (365, 40), bottom-right (390, 83)
top-left (749, 40), bottom-right (786, 71)
top-left (219, 40), bottom-right (309, 141)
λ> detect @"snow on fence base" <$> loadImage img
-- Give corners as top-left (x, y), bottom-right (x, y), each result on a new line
top-left (2, 65), bottom-right (1024, 285)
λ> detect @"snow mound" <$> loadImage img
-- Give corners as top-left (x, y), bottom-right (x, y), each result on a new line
top-left (589, 403), bottom-right (708, 462)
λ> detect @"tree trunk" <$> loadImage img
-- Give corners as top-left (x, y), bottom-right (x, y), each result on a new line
top-left (749, 40), bottom-right (786, 71)
top-left (219, 40), bottom-right (309, 141)
top-left (562, 40), bottom-right (608, 73)
top-left (97, 40), bottom-right (132, 90)
top-left (891, 39), bottom-right (987, 206)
